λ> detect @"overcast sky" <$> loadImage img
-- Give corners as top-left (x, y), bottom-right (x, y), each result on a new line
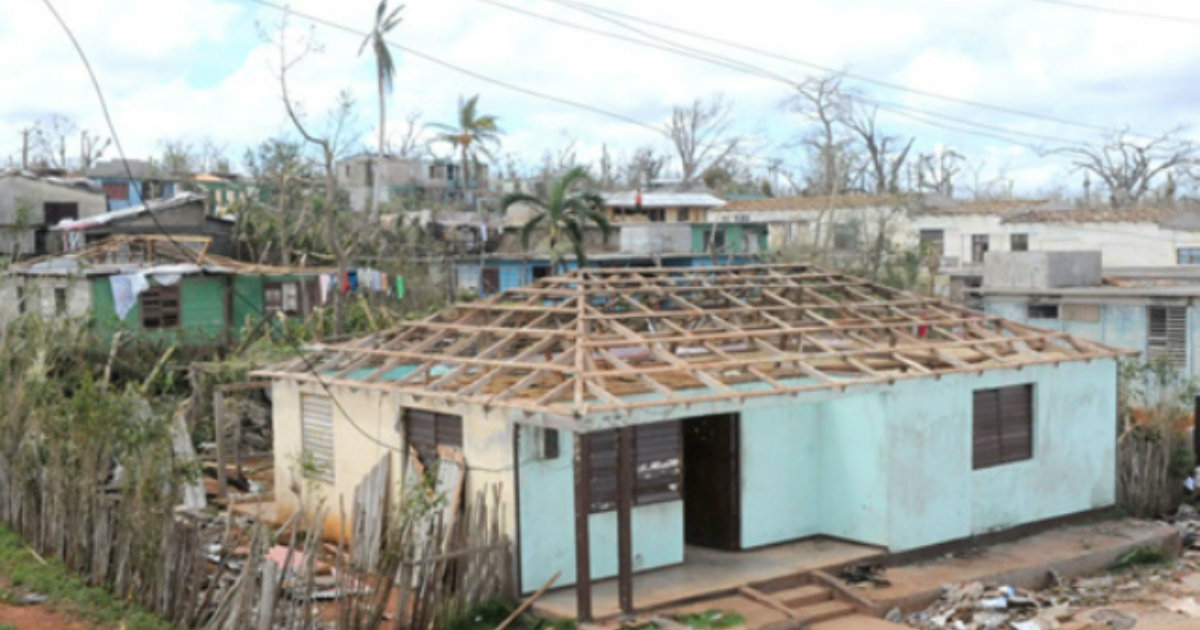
top-left (4, 0), bottom-right (1200, 195)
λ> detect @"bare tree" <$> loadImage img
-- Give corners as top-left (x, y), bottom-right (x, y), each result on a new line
top-left (843, 104), bottom-right (913, 194)
top-left (623, 145), bottom-right (668, 188)
top-left (79, 128), bottom-right (110, 171)
top-left (1059, 128), bottom-right (1198, 208)
top-left (159, 139), bottom-right (197, 176)
top-left (916, 149), bottom-right (964, 197)
top-left (789, 75), bottom-right (857, 196)
top-left (271, 14), bottom-right (364, 334)
top-left (666, 95), bottom-right (740, 185)
top-left (391, 111), bottom-right (424, 159)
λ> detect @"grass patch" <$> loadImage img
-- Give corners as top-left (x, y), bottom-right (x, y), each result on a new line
top-left (0, 525), bottom-right (170, 630)
top-left (1109, 545), bottom-right (1171, 571)
top-left (675, 609), bottom-right (746, 629)
top-left (438, 597), bottom-right (578, 630)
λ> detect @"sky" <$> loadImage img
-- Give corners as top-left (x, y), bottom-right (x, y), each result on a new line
top-left (4, 0), bottom-right (1200, 196)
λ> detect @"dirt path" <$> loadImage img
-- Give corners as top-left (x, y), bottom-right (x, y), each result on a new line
top-left (0, 601), bottom-right (91, 630)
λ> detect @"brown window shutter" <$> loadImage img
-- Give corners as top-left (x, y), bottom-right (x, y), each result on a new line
top-left (973, 384), bottom-right (1033, 469)
top-left (588, 430), bottom-right (619, 512)
top-left (404, 409), bottom-right (464, 467)
top-left (634, 421), bottom-right (682, 506)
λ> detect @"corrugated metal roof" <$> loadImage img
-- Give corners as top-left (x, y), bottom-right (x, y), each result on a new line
top-left (714, 194), bottom-right (906, 212)
top-left (1002, 205), bottom-right (1184, 224)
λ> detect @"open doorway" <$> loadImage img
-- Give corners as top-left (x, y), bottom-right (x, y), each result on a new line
top-left (683, 413), bottom-right (740, 550)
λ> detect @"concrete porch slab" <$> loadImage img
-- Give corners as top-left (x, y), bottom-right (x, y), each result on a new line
top-left (850, 518), bottom-right (1180, 615)
top-left (535, 537), bottom-right (883, 621)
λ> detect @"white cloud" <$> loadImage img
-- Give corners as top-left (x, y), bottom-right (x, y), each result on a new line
top-left (3, 0), bottom-right (1200, 194)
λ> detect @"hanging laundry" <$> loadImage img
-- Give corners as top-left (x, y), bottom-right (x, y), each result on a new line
top-left (318, 274), bottom-right (330, 304)
top-left (110, 273), bottom-right (150, 320)
top-left (395, 275), bottom-right (405, 299)
top-left (347, 270), bottom-right (359, 292)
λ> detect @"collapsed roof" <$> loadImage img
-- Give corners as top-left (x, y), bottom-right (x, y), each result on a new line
top-left (258, 264), bottom-right (1126, 420)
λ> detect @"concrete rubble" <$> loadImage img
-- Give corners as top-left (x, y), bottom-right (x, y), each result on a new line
top-left (903, 511), bottom-right (1200, 630)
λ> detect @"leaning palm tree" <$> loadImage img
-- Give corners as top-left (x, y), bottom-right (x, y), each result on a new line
top-left (359, 0), bottom-right (403, 221)
top-left (430, 95), bottom-right (502, 201)
top-left (502, 166), bottom-right (612, 274)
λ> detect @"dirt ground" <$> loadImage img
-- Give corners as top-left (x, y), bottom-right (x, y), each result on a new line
top-left (0, 601), bottom-right (91, 630)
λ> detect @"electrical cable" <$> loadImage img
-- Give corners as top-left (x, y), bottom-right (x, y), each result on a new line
top-left (40, 0), bottom-right (406, 454)
top-left (1030, 0), bottom-right (1200, 25)
top-left (470, 0), bottom-right (1087, 148)
top-left (544, 0), bottom-right (1145, 137)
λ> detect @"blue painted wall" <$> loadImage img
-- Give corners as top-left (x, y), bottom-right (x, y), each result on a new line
top-left (516, 425), bottom-right (684, 593)
top-left (739, 360), bottom-right (1117, 553)
top-left (518, 359), bottom-right (1117, 591)
top-left (96, 177), bottom-right (177, 211)
top-left (985, 298), bottom-right (1196, 375)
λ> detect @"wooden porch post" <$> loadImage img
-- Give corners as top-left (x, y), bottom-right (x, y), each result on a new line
top-left (573, 431), bottom-right (592, 622)
top-left (616, 426), bottom-right (634, 616)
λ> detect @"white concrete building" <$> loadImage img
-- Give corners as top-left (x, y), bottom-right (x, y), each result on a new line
top-left (0, 171), bottom-right (106, 256)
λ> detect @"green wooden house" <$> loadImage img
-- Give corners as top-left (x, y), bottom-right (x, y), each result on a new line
top-left (1, 235), bottom-right (328, 346)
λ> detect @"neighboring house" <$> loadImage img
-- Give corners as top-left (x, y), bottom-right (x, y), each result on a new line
top-left (257, 264), bottom-right (1124, 620)
top-left (49, 193), bottom-right (235, 257)
top-left (998, 203), bottom-right (1200, 267)
top-left (86, 158), bottom-right (178, 212)
top-left (0, 235), bottom-right (327, 347)
top-left (979, 251), bottom-right (1200, 377)
top-left (909, 198), bottom-right (1053, 267)
top-left (710, 194), bottom-right (912, 254)
top-left (0, 170), bottom-right (107, 256)
top-left (602, 188), bottom-right (726, 224)
top-left (461, 252), bottom-right (757, 296)
top-left (192, 173), bottom-right (257, 215)
top-left (336, 154), bottom-right (487, 211)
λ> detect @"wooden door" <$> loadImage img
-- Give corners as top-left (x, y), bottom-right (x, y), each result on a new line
top-left (480, 268), bottom-right (500, 295)
top-left (683, 414), bottom-right (740, 550)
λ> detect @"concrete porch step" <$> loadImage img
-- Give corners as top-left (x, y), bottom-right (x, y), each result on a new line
top-left (792, 599), bottom-right (856, 624)
top-left (769, 584), bottom-right (832, 608)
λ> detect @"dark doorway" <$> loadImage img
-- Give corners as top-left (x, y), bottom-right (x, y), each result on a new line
top-left (683, 413), bottom-right (740, 550)
top-left (480, 268), bottom-right (500, 295)
top-left (532, 265), bottom-right (552, 281)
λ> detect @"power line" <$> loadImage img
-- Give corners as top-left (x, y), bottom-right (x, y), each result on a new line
top-left (40, 0), bottom-right (405, 455)
top-left (245, 0), bottom-right (665, 137)
top-left (472, 0), bottom-right (1083, 148)
top-left (544, 0), bottom-right (1137, 137)
top-left (1030, 0), bottom-right (1200, 25)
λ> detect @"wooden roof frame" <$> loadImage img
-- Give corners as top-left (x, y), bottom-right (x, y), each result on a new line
top-left (256, 264), bottom-right (1130, 419)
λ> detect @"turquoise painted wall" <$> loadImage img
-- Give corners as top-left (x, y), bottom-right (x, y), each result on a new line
top-left (515, 425), bottom-right (683, 593)
top-left (733, 360), bottom-right (1116, 552)
top-left (739, 405), bottom-right (821, 546)
top-left (984, 298), bottom-right (1196, 375)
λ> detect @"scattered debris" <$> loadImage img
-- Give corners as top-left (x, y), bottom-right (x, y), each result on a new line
top-left (840, 562), bottom-right (892, 587)
top-left (17, 593), bottom-right (48, 606)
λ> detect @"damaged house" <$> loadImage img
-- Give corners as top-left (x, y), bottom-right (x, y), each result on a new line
top-left (256, 264), bottom-right (1127, 621)
top-left (0, 235), bottom-right (327, 346)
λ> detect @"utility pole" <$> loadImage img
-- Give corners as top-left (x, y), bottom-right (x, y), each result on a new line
top-left (20, 127), bottom-right (30, 170)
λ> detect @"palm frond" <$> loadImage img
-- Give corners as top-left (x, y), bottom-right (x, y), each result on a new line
top-left (500, 192), bottom-right (544, 211)
top-left (520, 214), bottom-right (546, 250)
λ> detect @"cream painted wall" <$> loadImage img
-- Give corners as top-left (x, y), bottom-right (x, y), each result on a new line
top-left (271, 380), bottom-right (517, 544)
top-left (0, 275), bottom-right (92, 323)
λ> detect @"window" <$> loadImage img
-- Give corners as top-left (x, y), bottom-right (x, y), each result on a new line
top-left (675, 208), bottom-right (689, 222)
top-left (404, 409), bottom-right (463, 467)
top-left (263, 281), bottom-right (301, 316)
top-left (973, 384), bottom-right (1033, 469)
top-left (588, 421), bottom-right (682, 513)
top-left (42, 202), bottom-right (78, 226)
top-left (1026, 304), bottom-right (1059, 319)
top-left (103, 181), bottom-right (129, 201)
top-left (540, 428), bottom-right (560, 459)
top-left (54, 288), bottom-right (67, 315)
top-left (971, 234), bottom-right (990, 263)
top-left (1148, 305), bottom-right (1187, 367)
top-left (300, 394), bottom-right (335, 483)
top-left (647, 208), bottom-right (665, 222)
top-left (1011, 233), bottom-right (1029, 252)
top-left (1061, 304), bottom-right (1101, 322)
top-left (531, 266), bottom-right (552, 281)
top-left (480, 268), bottom-right (500, 295)
top-left (1179, 248), bottom-right (1200, 265)
top-left (140, 285), bottom-right (181, 329)
top-left (702, 228), bottom-right (726, 253)
top-left (919, 229), bottom-right (945, 259)
top-left (833, 223), bottom-right (859, 251)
